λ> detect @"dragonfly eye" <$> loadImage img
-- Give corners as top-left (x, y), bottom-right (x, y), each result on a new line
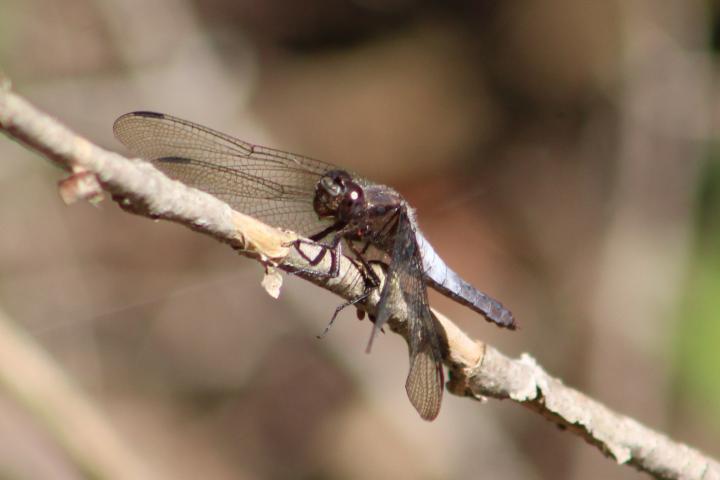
top-left (320, 176), bottom-right (342, 196)
top-left (314, 170), bottom-right (359, 219)
top-left (340, 185), bottom-right (364, 215)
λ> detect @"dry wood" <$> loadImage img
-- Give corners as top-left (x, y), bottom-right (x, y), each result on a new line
top-left (1, 85), bottom-right (718, 480)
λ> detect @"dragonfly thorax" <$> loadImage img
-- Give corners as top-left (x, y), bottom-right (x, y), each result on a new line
top-left (313, 169), bottom-right (365, 223)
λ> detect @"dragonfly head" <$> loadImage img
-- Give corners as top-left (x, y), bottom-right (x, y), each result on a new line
top-left (314, 170), bottom-right (365, 222)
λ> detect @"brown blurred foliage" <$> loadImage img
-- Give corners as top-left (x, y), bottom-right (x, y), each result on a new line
top-left (0, 0), bottom-right (718, 478)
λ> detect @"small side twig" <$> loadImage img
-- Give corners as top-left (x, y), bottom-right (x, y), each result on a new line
top-left (1, 85), bottom-right (717, 480)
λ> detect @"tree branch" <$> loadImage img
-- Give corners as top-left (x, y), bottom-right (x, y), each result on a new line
top-left (0, 306), bottom-right (158, 479)
top-left (1, 84), bottom-right (717, 480)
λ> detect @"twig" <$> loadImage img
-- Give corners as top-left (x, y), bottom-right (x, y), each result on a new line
top-left (1, 84), bottom-right (717, 480)
top-left (0, 306), bottom-right (157, 479)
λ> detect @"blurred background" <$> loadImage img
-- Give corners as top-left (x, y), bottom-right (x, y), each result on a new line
top-left (0, 0), bottom-right (718, 478)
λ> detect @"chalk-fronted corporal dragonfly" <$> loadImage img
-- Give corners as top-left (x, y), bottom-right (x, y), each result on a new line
top-left (113, 111), bottom-right (515, 421)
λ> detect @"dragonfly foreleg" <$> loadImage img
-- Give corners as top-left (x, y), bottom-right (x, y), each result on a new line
top-left (290, 236), bottom-right (343, 279)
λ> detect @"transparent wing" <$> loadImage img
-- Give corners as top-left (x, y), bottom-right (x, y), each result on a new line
top-left (372, 209), bottom-right (444, 421)
top-left (113, 111), bottom-right (336, 237)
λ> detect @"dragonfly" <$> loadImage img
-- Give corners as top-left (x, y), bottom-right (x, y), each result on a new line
top-left (113, 111), bottom-right (516, 421)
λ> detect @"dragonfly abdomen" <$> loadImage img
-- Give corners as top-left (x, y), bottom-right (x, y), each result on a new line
top-left (416, 231), bottom-right (516, 330)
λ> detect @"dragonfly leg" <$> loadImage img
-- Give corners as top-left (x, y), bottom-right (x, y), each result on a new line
top-left (317, 261), bottom-right (389, 338)
top-left (309, 221), bottom-right (343, 242)
top-left (286, 219), bottom-right (345, 275)
top-left (318, 244), bottom-right (389, 338)
top-left (346, 242), bottom-right (383, 289)
top-left (360, 240), bottom-right (372, 255)
top-left (293, 238), bottom-right (330, 266)
top-left (290, 236), bottom-right (343, 279)
top-left (317, 288), bottom-right (374, 339)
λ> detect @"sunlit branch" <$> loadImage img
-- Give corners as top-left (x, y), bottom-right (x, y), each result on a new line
top-left (1, 84), bottom-right (717, 480)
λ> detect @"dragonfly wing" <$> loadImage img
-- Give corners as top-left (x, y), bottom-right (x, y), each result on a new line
top-left (372, 208), bottom-right (444, 421)
top-left (113, 111), bottom-right (335, 237)
top-left (405, 320), bottom-right (444, 421)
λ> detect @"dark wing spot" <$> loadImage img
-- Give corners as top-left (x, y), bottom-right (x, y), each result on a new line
top-left (130, 111), bottom-right (166, 119)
